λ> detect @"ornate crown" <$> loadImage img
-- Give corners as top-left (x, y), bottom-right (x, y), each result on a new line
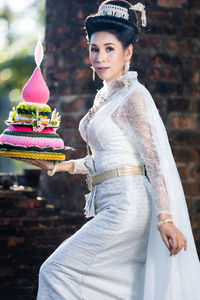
top-left (97, 4), bottom-right (129, 20)
top-left (96, 2), bottom-right (147, 27)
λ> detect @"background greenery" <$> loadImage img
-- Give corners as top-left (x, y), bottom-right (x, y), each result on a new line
top-left (0, 0), bottom-right (45, 172)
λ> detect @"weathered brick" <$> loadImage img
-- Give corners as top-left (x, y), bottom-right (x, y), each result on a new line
top-left (148, 10), bottom-right (171, 21)
top-left (8, 237), bottom-right (25, 247)
top-left (173, 148), bottom-right (199, 163)
top-left (193, 228), bottom-right (200, 242)
top-left (61, 115), bottom-right (79, 128)
top-left (167, 40), bottom-right (189, 51)
top-left (190, 163), bottom-right (200, 179)
top-left (53, 72), bottom-right (70, 81)
top-left (162, 69), bottom-right (176, 80)
top-left (169, 115), bottom-right (196, 129)
top-left (56, 25), bottom-right (67, 36)
top-left (75, 68), bottom-right (91, 80)
top-left (61, 97), bottom-right (83, 112)
top-left (139, 37), bottom-right (159, 48)
top-left (77, 9), bottom-right (84, 19)
top-left (183, 182), bottom-right (200, 197)
top-left (0, 266), bottom-right (16, 278)
top-left (195, 116), bottom-right (200, 131)
top-left (57, 55), bottom-right (79, 68)
top-left (181, 69), bottom-right (198, 83)
top-left (191, 214), bottom-right (200, 230)
top-left (192, 72), bottom-right (200, 84)
top-left (154, 82), bottom-right (183, 95)
top-left (149, 68), bottom-right (161, 79)
top-left (177, 165), bottom-right (190, 180)
top-left (169, 131), bottom-right (200, 147)
top-left (83, 56), bottom-right (90, 65)
top-left (181, 24), bottom-right (200, 38)
top-left (157, 0), bottom-right (188, 8)
top-left (192, 199), bottom-right (200, 214)
top-left (153, 54), bottom-right (170, 65)
top-left (79, 37), bottom-right (88, 48)
top-left (192, 86), bottom-right (200, 98)
top-left (45, 54), bottom-right (55, 68)
top-left (15, 198), bottom-right (45, 209)
top-left (149, 68), bottom-right (176, 80)
top-left (167, 98), bottom-right (189, 112)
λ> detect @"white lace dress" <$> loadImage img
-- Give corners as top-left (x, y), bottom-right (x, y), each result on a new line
top-left (37, 71), bottom-right (200, 300)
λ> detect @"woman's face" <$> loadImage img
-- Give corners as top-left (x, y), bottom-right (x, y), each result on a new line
top-left (89, 31), bottom-right (132, 83)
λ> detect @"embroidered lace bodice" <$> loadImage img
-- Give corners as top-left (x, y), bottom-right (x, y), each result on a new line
top-left (72, 71), bottom-right (171, 217)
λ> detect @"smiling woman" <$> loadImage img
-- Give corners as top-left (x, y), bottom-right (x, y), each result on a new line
top-left (89, 31), bottom-right (133, 83)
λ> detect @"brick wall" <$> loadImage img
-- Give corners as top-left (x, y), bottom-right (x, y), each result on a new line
top-left (0, 171), bottom-right (86, 299)
top-left (43, 0), bottom-right (200, 247)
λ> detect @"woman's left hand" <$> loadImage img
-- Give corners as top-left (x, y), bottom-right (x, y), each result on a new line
top-left (159, 222), bottom-right (187, 256)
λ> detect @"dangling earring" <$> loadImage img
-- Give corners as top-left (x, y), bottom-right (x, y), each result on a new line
top-left (90, 65), bottom-right (95, 81)
top-left (124, 61), bottom-right (130, 73)
top-left (124, 61), bottom-right (131, 90)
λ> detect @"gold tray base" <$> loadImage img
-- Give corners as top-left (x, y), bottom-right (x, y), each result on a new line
top-left (0, 150), bottom-right (65, 161)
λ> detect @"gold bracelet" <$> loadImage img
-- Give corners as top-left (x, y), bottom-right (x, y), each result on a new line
top-left (157, 218), bottom-right (173, 231)
top-left (47, 160), bottom-right (58, 176)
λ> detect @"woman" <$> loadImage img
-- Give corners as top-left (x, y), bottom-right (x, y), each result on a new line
top-left (17, 1), bottom-right (200, 299)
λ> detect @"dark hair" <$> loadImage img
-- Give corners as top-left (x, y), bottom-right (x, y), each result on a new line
top-left (84, 0), bottom-right (140, 49)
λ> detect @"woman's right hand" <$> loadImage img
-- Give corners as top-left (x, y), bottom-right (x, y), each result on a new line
top-left (14, 158), bottom-right (54, 170)
top-left (14, 158), bottom-right (74, 173)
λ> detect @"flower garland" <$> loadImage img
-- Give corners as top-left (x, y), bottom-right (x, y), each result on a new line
top-left (5, 107), bottom-right (61, 132)
top-left (85, 89), bottom-right (109, 123)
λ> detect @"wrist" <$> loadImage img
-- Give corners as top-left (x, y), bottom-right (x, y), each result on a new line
top-left (47, 160), bottom-right (58, 176)
top-left (157, 218), bottom-right (174, 231)
top-left (55, 160), bottom-right (74, 173)
top-left (158, 213), bottom-right (172, 221)
top-left (67, 160), bottom-right (76, 174)
top-left (48, 161), bottom-right (55, 171)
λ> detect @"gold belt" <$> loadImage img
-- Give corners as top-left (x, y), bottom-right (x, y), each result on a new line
top-left (91, 165), bottom-right (145, 187)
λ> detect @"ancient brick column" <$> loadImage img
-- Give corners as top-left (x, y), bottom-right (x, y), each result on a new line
top-left (41, 0), bottom-right (101, 214)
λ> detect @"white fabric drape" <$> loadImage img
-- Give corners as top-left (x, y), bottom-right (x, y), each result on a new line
top-left (111, 79), bottom-right (200, 299)
top-left (73, 71), bottom-right (200, 299)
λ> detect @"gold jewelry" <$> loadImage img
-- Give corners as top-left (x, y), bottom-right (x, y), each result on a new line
top-left (47, 160), bottom-right (58, 176)
top-left (157, 218), bottom-right (173, 231)
top-left (90, 65), bottom-right (95, 81)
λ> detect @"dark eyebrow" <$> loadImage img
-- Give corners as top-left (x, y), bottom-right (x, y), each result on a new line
top-left (90, 43), bottom-right (116, 46)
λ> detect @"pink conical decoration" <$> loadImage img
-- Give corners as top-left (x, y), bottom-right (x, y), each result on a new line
top-left (22, 67), bottom-right (50, 104)
top-left (21, 38), bottom-right (50, 104)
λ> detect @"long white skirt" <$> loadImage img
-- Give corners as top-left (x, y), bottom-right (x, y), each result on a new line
top-left (37, 174), bottom-right (152, 299)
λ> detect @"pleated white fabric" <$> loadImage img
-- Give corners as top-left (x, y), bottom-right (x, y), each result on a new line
top-left (37, 71), bottom-right (200, 299)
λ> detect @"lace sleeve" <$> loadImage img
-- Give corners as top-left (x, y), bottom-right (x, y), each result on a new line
top-left (112, 85), bottom-right (172, 217)
top-left (68, 157), bottom-right (89, 175)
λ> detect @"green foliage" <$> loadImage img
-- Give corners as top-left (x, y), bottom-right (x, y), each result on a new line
top-left (0, 0), bottom-right (45, 172)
